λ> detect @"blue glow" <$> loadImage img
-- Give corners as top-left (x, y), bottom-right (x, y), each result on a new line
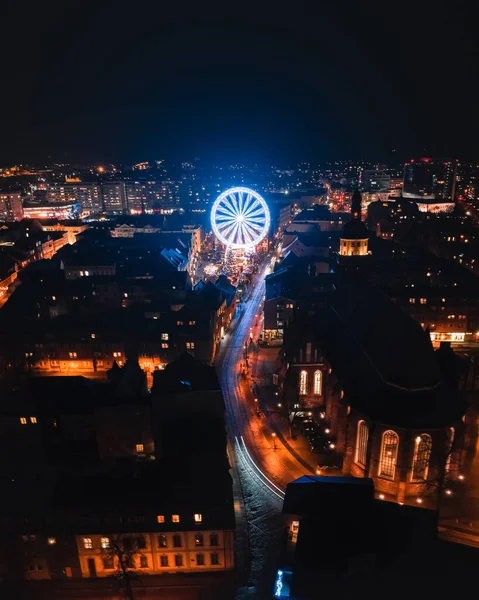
top-left (273, 568), bottom-right (292, 597)
top-left (275, 570), bottom-right (283, 597)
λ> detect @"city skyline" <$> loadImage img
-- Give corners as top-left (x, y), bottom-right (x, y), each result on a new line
top-left (1, 3), bottom-right (479, 598)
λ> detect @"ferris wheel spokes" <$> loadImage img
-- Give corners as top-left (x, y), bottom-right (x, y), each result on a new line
top-left (211, 186), bottom-right (270, 249)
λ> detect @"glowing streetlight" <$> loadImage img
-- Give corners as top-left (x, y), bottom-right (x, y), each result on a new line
top-left (272, 432), bottom-right (277, 451)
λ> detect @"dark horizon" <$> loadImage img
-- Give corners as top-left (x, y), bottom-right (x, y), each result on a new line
top-left (2, 1), bottom-right (478, 165)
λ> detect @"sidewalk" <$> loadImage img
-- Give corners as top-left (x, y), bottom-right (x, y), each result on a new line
top-left (250, 345), bottom-right (317, 476)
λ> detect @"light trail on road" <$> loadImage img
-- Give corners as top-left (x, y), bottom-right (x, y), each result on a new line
top-left (216, 255), bottom-right (310, 504)
top-left (235, 437), bottom-right (284, 501)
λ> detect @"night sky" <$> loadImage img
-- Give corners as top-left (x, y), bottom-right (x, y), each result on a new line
top-left (2, 1), bottom-right (478, 164)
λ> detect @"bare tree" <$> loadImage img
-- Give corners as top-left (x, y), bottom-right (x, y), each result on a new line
top-left (102, 534), bottom-right (146, 600)
top-left (413, 431), bottom-right (461, 510)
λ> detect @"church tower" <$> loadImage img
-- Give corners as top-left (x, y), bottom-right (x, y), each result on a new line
top-left (340, 189), bottom-right (369, 257)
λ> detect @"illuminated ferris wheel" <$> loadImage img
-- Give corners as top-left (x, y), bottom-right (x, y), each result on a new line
top-left (210, 186), bottom-right (270, 249)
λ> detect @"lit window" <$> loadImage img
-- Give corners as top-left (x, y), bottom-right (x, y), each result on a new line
top-left (379, 430), bottom-right (399, 479)
top-left (411, 434), bottom-right (432, 481)
top-left (313, 370), bottom-right (322, 395)
top-left (20, 417), bottom-right (27, 425)
top-left (47, 537), bottom-right (56, 545)
top-left (409, 298), bottom-right (416, 304)
top-left (101, 537), bottom-right (110, 549)
top-left (84, 271), bottom-right (89, 276)
top-left (136, 444), bottom-right (144, 453)
top-left (177, 321), bottom-right (183, 326)
top-left (189, 321), bottom-right (196, 326)
top-left (83, 537), bottom-right (93, 549)
top-left (162, 343), bottom-right (169, 348)
top-left (172, 514), bottom-right (180, 523)
top-left (158, 534), bottom-right (167, 548)
top-left (355, 420), bottom-right (369, 466)
top-left (113, 352), bottom-right (121, 358)
top-left (161, 333), bottom-right (169, 341)
top-left (299, 370), bottom-right (307, 396)
top-left (194, 513), bottom-right (202, 523)
top-left (52, 296), bottom-right (56, 301)
top-left (69, 352), bottom-right (77, 358)
top-left (420, 298), bottom-right (427, 304)
top-left (195, 534), bottom-right (204, 546)
top-left (30, 417), bottom-right (37, 424)
top-left (186, 342), bottom-right (195, 350)
top-left (157, 515), bottom-right (165, 523)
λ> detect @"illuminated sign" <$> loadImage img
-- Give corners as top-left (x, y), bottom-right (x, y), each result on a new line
top-left (430, 332), bottom-right (465, 343)
top-left (416, 202), bottom-right (455, 214)
top-left (273, 568), bottom-right (292, 597)
top-left (274, 570), bottom-right (283, 597)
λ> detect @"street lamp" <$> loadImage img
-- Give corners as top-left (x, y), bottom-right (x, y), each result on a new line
top-left (272, 432), bottom-right (277, 451)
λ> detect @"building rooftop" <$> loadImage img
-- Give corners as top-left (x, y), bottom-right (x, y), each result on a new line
top-left (316, 275), bottom-right (465, 427)
top-left (152, 353), bottom-right (220, 393)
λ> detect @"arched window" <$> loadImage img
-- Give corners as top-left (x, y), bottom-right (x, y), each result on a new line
top-left (355, 420), bottom-right (369, 467)
top-left (299, 370), bottom-right (307, 396)
top-left (313, 370), bottom-right (322, 395)
top-left (411, 434), bottom-right (432, 481)
top-left (379, 430), bottom-right (399, 479)
top-left (445, 427), bottom-right (455, 473)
